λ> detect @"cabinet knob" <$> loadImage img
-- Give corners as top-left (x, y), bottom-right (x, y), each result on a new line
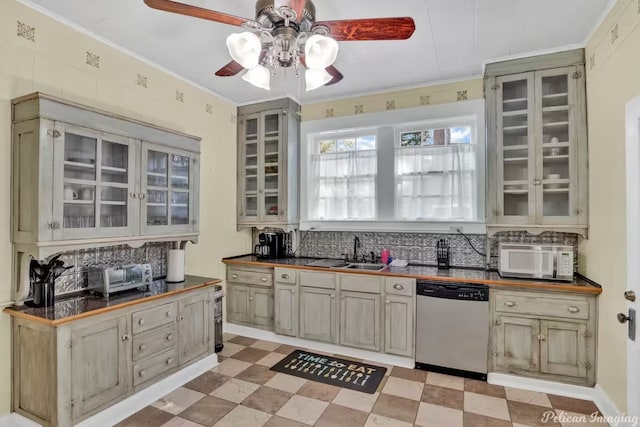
top-left (538, 334), bottom-right (546, 341)
top-left (121, 334), bottom-right (130, 341)
top-left (249, 297), bottom-right (253, 301)
top-left (139, 193), bottom-right (146, 199)
top-left (167, 358), bottom-right (174, 365)
top-left (130, 192), bottom-right (138, 199)
top-left (178, 315), bottom-right (184, 321)
top-left (231, 274), bottom-right (238, 279)
top-left (166, 311), bottom-right (171, 317)
top-left (261, 277), bottom-right (268, 282)
top-left (139, 318), bottom-right (145, 325)
top-left (533, 179), bottom-right (542, 186)
top-left (282, 274), bottom-right (290, 279)
top-left (504, 301), bottom-right (516, 307)
top-left (139, 369), bottom-right (146, 377)
top-left (139, 344), bottom-right (146, 351)
top-left (330, 294), bottom-right (335, 299)
top-left (291, 290), bottom-right (296, 295)
top-left (385, 300), bottom-right (390, 305)
top-left (166, 334), bottom-right (173, 341)
top-left (393, 284), bottom-right (404, 291)
top-left (567, 306), bottom-right (579, 313)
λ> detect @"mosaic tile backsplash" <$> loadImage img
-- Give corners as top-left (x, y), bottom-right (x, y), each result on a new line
top-left (295, 230), bottom-right (580, 271)
top-left (45, 242), bottom-right (172, 296)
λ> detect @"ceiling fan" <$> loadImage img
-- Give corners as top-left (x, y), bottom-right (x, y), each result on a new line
top-left (143, 0), bottom-right (416, 91)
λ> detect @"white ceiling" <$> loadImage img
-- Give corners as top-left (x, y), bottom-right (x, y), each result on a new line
top-left (27, 0), bottom-right (610, 105)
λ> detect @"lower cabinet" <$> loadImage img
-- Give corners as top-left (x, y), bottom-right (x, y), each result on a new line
top-left (299, 286), bottom-right (337, 343)
top-left (384, 295), bottom-right (414, 357)
top-left (70, 315), bottom-right (130, 420)
top-left (492, 290), bottom-right (596, 385)
top-left (226, 283), bottom-right (274, 329)
top-left (339, 291), bottom-right (381, 351)
top-left (275, 283), bottom-right (298, 336)
top-left (11, 284), bottom-right (219, 427)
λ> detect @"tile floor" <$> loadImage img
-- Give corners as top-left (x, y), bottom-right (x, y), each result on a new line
top-left (116, 334), bottom-right (607, 427)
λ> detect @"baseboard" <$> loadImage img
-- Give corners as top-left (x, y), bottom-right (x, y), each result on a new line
top-left (77, 354), bottom-right (218, 427)
top-left (224, 323), bottom-right (414, 369)
top-left (0, 413), bottom-right (40, 427)
top-left (593, 384), bottom-right (625, 420)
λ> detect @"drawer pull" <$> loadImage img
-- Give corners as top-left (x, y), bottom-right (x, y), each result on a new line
top-left (231, 274), bottom-right (238, 279)
top-left (139, 344), bottom-right (146, 352)
top-left (138, 318), bottom-right (145, 325)
top-left (167, 358), bottom-right (174, 365)
top-left (166, 311), bottom-right (171, 317)
top-left (282, 274), bottom-right (290, 279)
top-left (122, 334), bottom-right (130, 341)
top-left (261, 277), bottom-right (268, 282)
top-left (393, 284), bottom-right (404, 291)
top-left (139, 369), bottom-right (146, 377)
top-left (166, 334), bottom-right (173, 341)
top-left (568, 306), bottom-right (580, 313)
top-left (178, 316), bottom-right (184, 321)
top-left (504, 301), bottom-right (516, 307)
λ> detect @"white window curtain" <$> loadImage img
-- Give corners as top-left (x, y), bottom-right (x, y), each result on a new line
top-left (309, 150), bottom-right (377, 220)
top-left (395, 144), bottom-right (475, 220)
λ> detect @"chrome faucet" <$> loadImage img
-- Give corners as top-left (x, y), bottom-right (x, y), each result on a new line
top-left (353, 236), bottom-right (360, 262)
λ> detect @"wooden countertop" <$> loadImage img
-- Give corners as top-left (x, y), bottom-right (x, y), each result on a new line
top-left (4, 275), bottom-right (222, 326)
top-left (223, 256), bottom-right (602, 295)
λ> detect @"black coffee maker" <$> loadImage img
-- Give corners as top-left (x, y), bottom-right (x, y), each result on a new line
top-left (255, 232), bottom-right (287, 259)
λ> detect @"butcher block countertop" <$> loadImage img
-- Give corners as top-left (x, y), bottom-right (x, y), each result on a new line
top-left (223, 256), bottom-right (601, 295)
top-left (4, 275), bottom-right (222, 326)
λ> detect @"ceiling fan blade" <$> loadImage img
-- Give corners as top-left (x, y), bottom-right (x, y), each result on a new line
top-left (325, 65), bottom-right (343, 86)
top-left (143, 0), bottom-right (254, 27)
top-left (215, 60), bottom-right (244, 77)
top-left (290, 0), bottom-right (306, 22)
top-left (312, 17), bottom-right (415, 41)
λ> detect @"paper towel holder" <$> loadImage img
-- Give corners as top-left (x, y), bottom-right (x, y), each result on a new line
top-left (166, 241), bottom-right (188, 283)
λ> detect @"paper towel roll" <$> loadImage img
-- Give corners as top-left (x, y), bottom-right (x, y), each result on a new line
top-left (167, 249), bottom-right (185, 283)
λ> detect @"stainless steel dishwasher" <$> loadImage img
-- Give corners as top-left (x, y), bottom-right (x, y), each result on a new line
top-left (415, 280), bottom-right (490, 380)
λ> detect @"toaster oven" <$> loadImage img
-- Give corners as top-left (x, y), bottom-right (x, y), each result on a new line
top-left (498, 243), bottom-right (574, 282)
top-left (88, 264), bottom-right (153, 295)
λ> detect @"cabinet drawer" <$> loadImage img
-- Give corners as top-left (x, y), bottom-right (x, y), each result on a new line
top-left (384, 277), bottom-right (415, 296)
top-left (299, 271), bottom-right (336, 289)
top-left (275, 268), bottom-right (297, 284)
top-left (132, 302), bottom-right (176, 335)
top-left (228, 269), bottom-right (273, 286)
top-left (340, 274), bottom-right (382, 294)
top-left (495, 293), bottom-right (589, 320)
top-left (132, 324), bottom-right (176, 361)
top-left (133, 348), bottom-right (178, 387)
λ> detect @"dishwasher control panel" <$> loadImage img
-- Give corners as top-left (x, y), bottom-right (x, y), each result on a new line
top-left (417, 281), bottom-right (489, 301)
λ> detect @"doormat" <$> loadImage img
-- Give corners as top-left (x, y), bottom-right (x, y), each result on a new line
top-left (271, 349), bottom-right (387, 394)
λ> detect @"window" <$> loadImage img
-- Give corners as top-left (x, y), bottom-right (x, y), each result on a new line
top-left (395, 123), bottom-right (476, 221)
top-left (308, 130), bottom-right (377, 220)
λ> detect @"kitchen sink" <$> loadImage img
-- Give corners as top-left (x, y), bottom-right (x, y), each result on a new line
top-left (339, 263), bottom-right (389, 272)
top-left (305, 259), bottom-right (388, 272)
top-left (305, 259), bottom-right (350, 268)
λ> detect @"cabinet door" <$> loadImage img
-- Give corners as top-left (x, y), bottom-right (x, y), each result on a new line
top-left (70, 315), bottom-right (130, 419)
top-left (535, 67), bottom-right (581, 225)
top-left (495, 72), bottom-right (537, 224)
top-left (494, 316), bottom-right (540, 373)
top-left (250, 287), bottom-right (274, 328)
top-left (260, 110), bottom-right (285, 222)
top-left (540, 320), bottom-right (588, 378)
top-left (238, 114), bottom-right (260, 223)
top-left (275, 283), bottom-right (298, 336)
top-left (227, 284), bottom-right (251, 324)
top-left (340, 291), bottom-right (381, 351)
top-left (178, 293), bottom-right (209, 364)
top-left (299, 287), bottom-right (337, 343)
top-left (384, 295), bottom-right (414, 357)
top-left (52, 122), bottom-right (138, 240)
top-left (141, 142), bottom-right (198, 235)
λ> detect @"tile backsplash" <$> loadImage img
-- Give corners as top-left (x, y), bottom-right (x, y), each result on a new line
top-left (46, 242), bottom-right (172, 296)
top-left (296, 230), bottom-right (580, 271)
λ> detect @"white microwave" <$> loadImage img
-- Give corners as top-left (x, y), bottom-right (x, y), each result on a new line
top-left (499, 243), bottom-right (574, 282)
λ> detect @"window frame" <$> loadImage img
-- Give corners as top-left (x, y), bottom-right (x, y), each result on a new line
top-left (300, 100), bottom-right (486, 233)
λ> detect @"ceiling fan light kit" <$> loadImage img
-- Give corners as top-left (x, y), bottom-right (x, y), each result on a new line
top-left (144, 0), bottom-right (416, 91)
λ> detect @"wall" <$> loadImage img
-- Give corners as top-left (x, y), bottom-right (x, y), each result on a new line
top-left (580, 0), bottom-right (640, 412)
top-left (0, 0), bottom-right (251, 416)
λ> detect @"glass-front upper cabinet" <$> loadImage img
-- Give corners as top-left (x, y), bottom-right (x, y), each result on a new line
top-left (487, 58), bottom-right (587, 233)
top-left (52, 123), bottom-right (137, 240)
top-left (141, 142), bottom-right (199, 235)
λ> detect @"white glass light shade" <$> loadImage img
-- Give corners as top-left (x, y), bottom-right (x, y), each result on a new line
top-left (305, 34), bottom-right (339, 70)
top-left (226, 32), bottom-right (261, 69)
top-left (305, 68), bottom-right (332, 91)
top-left (243, 65), bottom-right (271, 90)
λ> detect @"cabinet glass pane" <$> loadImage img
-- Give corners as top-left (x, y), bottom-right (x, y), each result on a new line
top-left (100, 187), bottom-right (128, 227)
top-left (64, 133), bottom-right (97, 181)
top-left (102, 140), bottom-right (128, 184)
top-left (63, 196), bottom-right (96, 229)
top-left (245, 118), bottom-right (258, 141)
top-left (264, 113), bottom-right (279, 137)
top-left (171, 191), bottom-right (189, 225)
top-left (147, 190), bottom-right (168, 226)
top-left (147, 151), bottom-right (168, 187)
top-left (502, 79), bottom-right (530, 216)
top-left (245, 196), bottom-right (257, 217)
top-left (171, 154), bottom-right (190, 189)
top-left (265, 194), bottom-right (279, 217)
